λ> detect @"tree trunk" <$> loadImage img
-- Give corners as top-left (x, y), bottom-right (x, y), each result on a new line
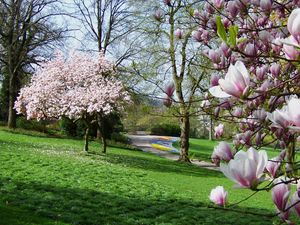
top-left (8, 75), bottom-right (17, 128)
top-left (97, 113), bottom-right (107, 153)
top-left (178, 113), bottom-right (191, 162)
top-left (83, 126), bottom-right (90, 152)
top-left (101, 135), bottom-right (107, 153)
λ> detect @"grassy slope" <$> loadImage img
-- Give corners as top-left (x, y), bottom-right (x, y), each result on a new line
top-left (174, 138), bottom-right (289, 162)
top-left (0, 128), bottom-right (287, 225)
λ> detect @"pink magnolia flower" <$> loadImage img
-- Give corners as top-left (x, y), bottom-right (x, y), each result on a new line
top-left (290, 191), bottom-right (300, 217)
top-left (209, 61), bottom-right (250, 98)
top-left (260, 0), bottom-right (272, 11)
top-left (282, 36), bottom-right (300, 60)
top-left (154, 9), bottom-right (164, 22)
top-left (286, 97), bottom-right (300, 127)
top-left (265, 156), bottom-right (281, 178)
top-left (209, 186), bottom-right (228, 206)
top-left (211, 141), bottom-right (234, 166)
top-left (270, 63), bottom-right (281, 78)
top-left (213, 0), bottom-right (224, 9)
top-left (174, 28), bottom-right (183, 39)
top-left (214, 124), bottom-right (224, 138)
top-left (267, 106), bottom-right (291, 129)
top-left (287, 8), bottom-right (300, 41)
top-left (272, 179), bottom-right (290, 212)
top-left (244, 43), bottom-right (257, 56)
top-left (165, 83), bottom-right (175, 98)
top-left (210, 74), bottom-right (220, 87)
top-left (220, 148), bottom-right (268, 189)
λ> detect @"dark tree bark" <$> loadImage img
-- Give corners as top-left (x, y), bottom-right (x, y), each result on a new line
top-left (97, 112), bottom-right (107, 153)
top-left (83, 126), bottom-right (90, 152)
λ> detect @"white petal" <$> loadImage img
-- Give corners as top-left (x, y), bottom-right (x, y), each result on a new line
top-left (235, 61), bottom-right (250, 85)
top-left (209, 86), bottom-right (231, 98)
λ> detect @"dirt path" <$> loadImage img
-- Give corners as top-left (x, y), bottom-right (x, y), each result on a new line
top-left (127, 134), bottom-right (219, 171)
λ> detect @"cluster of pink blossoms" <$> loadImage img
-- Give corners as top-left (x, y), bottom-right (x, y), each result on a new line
top-left (15, 51), bottom-right (130, 120)
top-left (187, 0), bottom-right (300, 223)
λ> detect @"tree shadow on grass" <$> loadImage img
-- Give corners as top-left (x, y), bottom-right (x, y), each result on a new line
top-left (87, 150), bottom-right (224, 178)
top-left (0, 177), bottom-right (274, 225)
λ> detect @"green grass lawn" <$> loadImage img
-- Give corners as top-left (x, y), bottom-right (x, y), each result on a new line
top-left (0, 128), bottom-right (293, 225)
top-left (174, 138), bottom-right (291, 162)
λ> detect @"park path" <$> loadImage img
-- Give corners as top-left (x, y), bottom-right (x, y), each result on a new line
top-left (127, 134), bottom-right (219, 171)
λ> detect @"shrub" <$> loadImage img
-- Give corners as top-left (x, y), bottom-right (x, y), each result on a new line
top-left (110, 132), bottom-right (129, 144)
top-left (16, 117), bottom-right (46, 133)
top-left (150, 123), bottom-right (180, 136)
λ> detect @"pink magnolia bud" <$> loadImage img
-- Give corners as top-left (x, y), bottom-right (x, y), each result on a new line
top-left (223, 18), bottom-right (231, 29)
top-left (259, 30), bottom-right (271, 43)
top-left (214, 124), bottom-right (224, 138)
top-left (154, 9), bottom-right (164, 22)
top-left (260, 0), bottom-right (272, 11)
top-left (282, 36), bottom-right (300, 60)
top-left (244, 43), bottom-right (257, 56)
top-left (232, 107), bottom-right (243, 117)
top-left (165, 83), bottom-right (175, 98)
top-left (255, 65), bottom-right (268, 81)
top-left (174, 29), bottom-right (183, 39)
top-left (206, 3), bottom-right (214, 14)
top-left (272, 179), bottom-right (290, 212)
top-left (213, 0), bottom-right (224, 9)
top-left (270, 63), bottom-right (281, 78)
top-left (210, 74), bottom-right (220, 87)
top-left (209, 186), bottom-right (227, 206)
top-left (287, 8), bottom-right (300, 41)
top-left (226, 1), bottom-right (238, 18)
top-left (193, 30), bottom-right (202, 42)
top-left (163, 0), bottom-right (172, 7)
top-left (211, 141), bottom-right (234, 166)
top-left (266, 157), bottom-right (281, 178)
top-left (255, 131), bottom-right (262, 146)
top-left (240, 130), bottom-right (253, 146)
top-left (257, 16), bottom-right (268, 26)
top-left (220, 42), bottom-right (231, 58)
top-left (208, 49), bottom-right (221, 64)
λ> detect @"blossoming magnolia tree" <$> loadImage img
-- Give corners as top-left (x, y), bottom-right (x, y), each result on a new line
top-left (187, 0), bottom-right (300, 223)
top-left (15, 51), bottom-right (130, 153)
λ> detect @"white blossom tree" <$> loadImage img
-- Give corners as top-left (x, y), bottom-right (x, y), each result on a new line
top-left (15, 51), bottom-right (130, 152)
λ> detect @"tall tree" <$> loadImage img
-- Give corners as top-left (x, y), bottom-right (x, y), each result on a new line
top-left (73, 0), bottom-right (139, 66)
top-left (0, 0), bottom-right (66, 128)
top-left (130, 0), bottom-right (210, 162)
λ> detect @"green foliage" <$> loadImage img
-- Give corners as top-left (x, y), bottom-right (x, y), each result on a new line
top-left (16, 117), bottom-right (47, 133)
top-left (150, 123), bottom-right (180, 136)
top-left (0, 128), bottom-right (281, 225)
top-left (216, 16), bottom-right (238, 47)
top-left (216, 16), bottom-right (227, 43)
top-left (228, 25), bottom-right (238, 47)
top-left (110, 132), bottom-right (129, 144)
